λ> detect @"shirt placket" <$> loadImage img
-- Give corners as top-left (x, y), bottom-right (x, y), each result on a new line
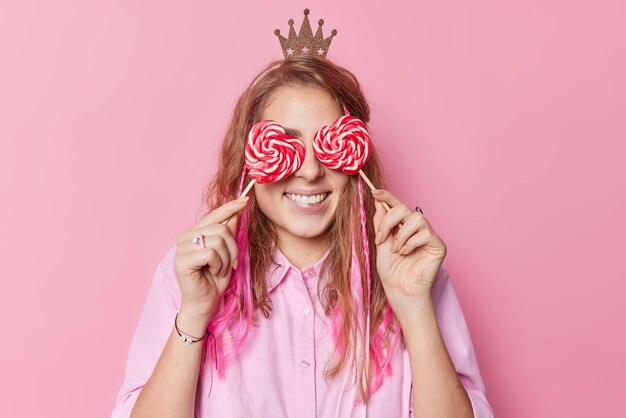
top-left (294, 267), bottom-right (318, 418)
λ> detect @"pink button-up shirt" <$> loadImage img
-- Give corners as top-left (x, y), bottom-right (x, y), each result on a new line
top-left (112, 243), bottom-right (493, 417)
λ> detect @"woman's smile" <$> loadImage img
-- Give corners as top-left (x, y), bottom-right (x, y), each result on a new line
top-left (283, 190), bottom-right (332, 213)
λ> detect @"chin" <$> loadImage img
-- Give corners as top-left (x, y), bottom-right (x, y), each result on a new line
top-left (282, 221), bottom-right (332, 240)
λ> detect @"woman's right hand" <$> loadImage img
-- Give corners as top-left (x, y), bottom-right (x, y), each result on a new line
top-left (175, 196), bottom-right (250, 319)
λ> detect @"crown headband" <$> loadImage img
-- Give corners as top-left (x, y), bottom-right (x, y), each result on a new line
top-left (274, 8), bottom-right (337, 59)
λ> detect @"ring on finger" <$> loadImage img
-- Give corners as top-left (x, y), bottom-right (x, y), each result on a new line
top-left (191, 234), bottom-right (205, 249)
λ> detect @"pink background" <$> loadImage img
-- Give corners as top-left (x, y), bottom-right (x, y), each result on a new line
top-left (1, 1), bottom-right (624, 417)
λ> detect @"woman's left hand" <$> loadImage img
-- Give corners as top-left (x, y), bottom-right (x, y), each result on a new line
top-left (371, 189), bottom-right (447, 310)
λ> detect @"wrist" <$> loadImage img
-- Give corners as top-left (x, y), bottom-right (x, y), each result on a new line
top-left (176, 306), bottom-right (212, 338)
top-left (392, 295), bottom-right (434, 327)
top-left (180, 298), bottom-right (218, 319)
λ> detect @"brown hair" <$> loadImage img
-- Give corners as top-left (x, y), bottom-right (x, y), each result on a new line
top-left (201, 55), bottom-right (399, 402)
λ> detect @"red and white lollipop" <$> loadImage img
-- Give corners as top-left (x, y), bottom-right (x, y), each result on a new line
top-left (313, 115), bottom-right (371, 174)
top-left (238, 120), bottom-right (305, 197)
top-left (313, 115), bottom-right (390, 210)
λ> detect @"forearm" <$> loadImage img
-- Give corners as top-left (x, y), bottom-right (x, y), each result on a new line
top-left (396, 298), bottom-right (473, 418)
top-left (131, 307), bottom-right (212, 418)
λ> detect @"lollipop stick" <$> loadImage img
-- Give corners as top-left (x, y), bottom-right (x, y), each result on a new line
top-left (221, 179), bottom-right (256, 225)
top-left (358, 170), bottom-right (391, 212)
top-left (238, 179), bottom-right (256, 199)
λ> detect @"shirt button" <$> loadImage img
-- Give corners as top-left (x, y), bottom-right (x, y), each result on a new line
top-left (301, 308), bottom-right (310, 316)
top-left (300, 359), bottom-right (311, 368)
top-left (306, 269), bottom-right (316, 278)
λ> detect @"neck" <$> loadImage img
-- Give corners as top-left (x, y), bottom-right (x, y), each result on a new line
top-left (275, 233), bottom-right (330, 269)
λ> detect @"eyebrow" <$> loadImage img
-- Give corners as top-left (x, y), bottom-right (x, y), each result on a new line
top-left (282, 127), bottom-right (302, 137)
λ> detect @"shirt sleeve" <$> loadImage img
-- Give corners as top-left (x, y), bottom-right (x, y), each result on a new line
top-left (408, 264), bottom-right (494, 418)
top-left (111, 244), bottom-right (181, 418)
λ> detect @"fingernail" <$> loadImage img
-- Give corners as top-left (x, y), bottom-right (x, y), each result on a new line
top-left (237, 196), bottom-right (250, 203)
top-left (399, 245), bottom-right (407, 255)
top-left (392, 239), bottom-right (399, 252)
top-left (233, 258), bottom-right (238, 270)
top-left (376, 230), bottom-right (382, 245)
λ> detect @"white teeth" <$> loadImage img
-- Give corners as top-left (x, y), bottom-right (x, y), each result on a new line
top-left (285, 193), bottom-right (329, 204)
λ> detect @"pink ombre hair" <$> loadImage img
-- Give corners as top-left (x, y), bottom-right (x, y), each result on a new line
top-left (199, 55), bottom-right (402, 404)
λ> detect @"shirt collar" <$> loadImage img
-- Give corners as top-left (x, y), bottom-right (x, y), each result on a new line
top-left (265, 244), bottom-right (332, 293)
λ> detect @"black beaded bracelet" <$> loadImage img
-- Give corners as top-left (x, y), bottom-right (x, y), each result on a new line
top-left (174, 312), bottom-right (206, 344)
top-left (174, 312), bottom-right (218, 369)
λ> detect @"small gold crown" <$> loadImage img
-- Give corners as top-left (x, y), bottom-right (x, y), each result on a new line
top-left (274, 8), bottom-right (337, 59)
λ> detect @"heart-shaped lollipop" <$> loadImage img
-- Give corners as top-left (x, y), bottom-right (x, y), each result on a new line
top-left (223, 120), bottom-right (304, 225)
top-left (313, 115), bottom-right (371, 175)
top-left (313, 115), bottom-right (390, 211)
top-left (229, 119), bottom-right (305, 211)
top-left (245, 120), bottom-right (305, 184)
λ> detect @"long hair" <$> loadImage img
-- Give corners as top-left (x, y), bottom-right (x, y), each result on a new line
top-left (200, 55), bottom-right (401, 404)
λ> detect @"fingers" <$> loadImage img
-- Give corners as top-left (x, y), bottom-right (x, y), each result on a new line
top-left (176, 197), bottom-right (249, 278)
top-left (373, 200), bottom-right (392, 246)
top-left (181, 223), bottom-right (239, 269)
top-left (388, 213), bottom-right (420, 252)
top-left (180, 246), bottom-right (226, 278)
top-left (202, 235), bottom-right (231, 276)
top-left (374, 201), bottom-right (413, 245)
top-left (196, 196), bottom-right (249, 231)
top-left (371, 189), bottom-right (403, 209)
top-left (371, 189), bottom-right (434, 253)
top-left (397, 228), bottom-right (431, 256)
top-left (194, 223), bottom-right (239, 264)
top-left (371, 188), bottom-right (408, 244)
top-left (392, 209), bottom-right (435, 252)
top-left (177, 232), bottom-right (233, 278)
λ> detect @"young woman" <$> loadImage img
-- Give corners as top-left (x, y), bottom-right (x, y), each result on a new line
top-left (112, 56), bottom-right (493, 418)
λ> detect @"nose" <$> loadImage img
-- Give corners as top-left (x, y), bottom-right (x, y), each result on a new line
top-left (294, 140), bottom-right (324, 182)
